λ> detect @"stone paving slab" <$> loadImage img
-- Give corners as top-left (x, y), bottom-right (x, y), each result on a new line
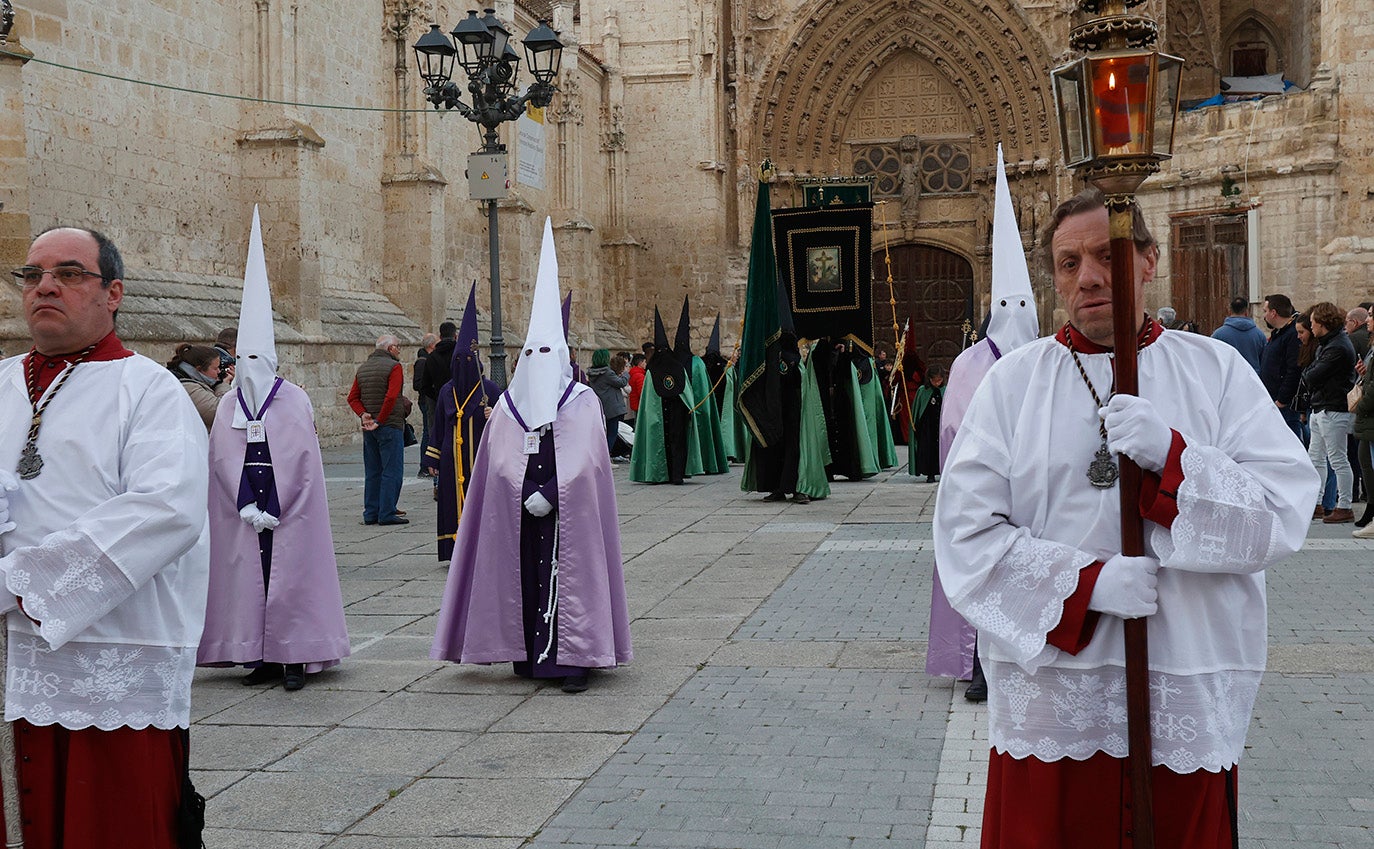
top-left (735, 545), bottom-right (933, 642)
top-left (527, 667), bottom-right (948, 849)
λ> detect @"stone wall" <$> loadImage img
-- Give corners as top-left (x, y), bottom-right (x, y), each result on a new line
top-left (2, 0), bottom-right (1370, 443)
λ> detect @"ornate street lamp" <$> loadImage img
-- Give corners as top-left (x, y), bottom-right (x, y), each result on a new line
top-left (413, 9), bottom-right (564, 387)
top-left (0, 0), bottom-right (14, 45)
top-left (1051, 3), bottom-right (1182, 847)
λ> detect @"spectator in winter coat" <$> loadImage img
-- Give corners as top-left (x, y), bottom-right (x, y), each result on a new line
top-left (1211, 296), bottom-right (1266, 372)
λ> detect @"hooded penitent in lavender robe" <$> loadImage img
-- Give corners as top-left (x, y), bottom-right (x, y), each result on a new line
top-left (924, 338), bottom-right (997, 678)
top-left (199, 379), bottom-right (351, 672)
top-left (430, 384), bottom-right (633, 672)
top-left (926, 145), bottom-right (1039, 681)
top-left (432, 218), bottom-right (631, 679)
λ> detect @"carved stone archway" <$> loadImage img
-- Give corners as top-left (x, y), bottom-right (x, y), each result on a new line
top-left (747, 0), bottom-right (1058, 175)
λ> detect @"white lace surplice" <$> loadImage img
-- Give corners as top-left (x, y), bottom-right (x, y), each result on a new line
top-left (934, 331), bottom-right (1318, 772)
top-left (0, 355), bottom-right (210, 730)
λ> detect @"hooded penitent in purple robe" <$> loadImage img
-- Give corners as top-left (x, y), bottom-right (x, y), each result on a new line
top-left (199, 380), bottom-right (351, 672)
top-left (927, 146), bottom-right (1036, 681)
top-left (431, 386), bottom-right (632, 671)
top-left (424, 284), bottom-right (501, 561)
top-left (926, 340), bottom-right (997, 678)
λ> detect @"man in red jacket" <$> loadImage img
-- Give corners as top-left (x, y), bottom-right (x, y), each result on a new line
top-left (347, 335), bottom-right (409, 525)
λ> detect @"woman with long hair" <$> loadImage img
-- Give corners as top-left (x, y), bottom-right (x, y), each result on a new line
top-left (167, 342), bottom-right (222, 431)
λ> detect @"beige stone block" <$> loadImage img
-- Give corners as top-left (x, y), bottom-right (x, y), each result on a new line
top-left (31, 15), bottom-right (62, 44)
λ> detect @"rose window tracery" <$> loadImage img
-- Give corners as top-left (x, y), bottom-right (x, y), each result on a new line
top-left (920, 143), bottom-right (971, 193)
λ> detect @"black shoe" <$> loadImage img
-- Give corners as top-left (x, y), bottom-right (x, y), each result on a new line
top-left (242, 663), bottom-right (283, 686)
top-left (926, 475), bottom-right (936, 483)
top-left (792, 493), bottom-right (811, 504)
top-left (763, 491), bottom-right (787, 502)
top-left (560, 673), bottom-right (589, 694)
top-left (378, 517), bottom-right (410, 525)
top-left (360, 519), bottom-right (377, 525)
top-left (1357, 510), bottom-right (1374, 528)
top-left (283, 664), bottom-right (306, 691)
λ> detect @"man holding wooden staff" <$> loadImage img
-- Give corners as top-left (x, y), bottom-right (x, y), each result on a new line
top-left (933, 187), bottom-right (1318, 847)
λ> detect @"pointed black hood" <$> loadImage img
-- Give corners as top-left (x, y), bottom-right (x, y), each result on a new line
top-left (650, 306), bottom-right (687, 398)
top-left (674, 296), bottom-right (694, 368)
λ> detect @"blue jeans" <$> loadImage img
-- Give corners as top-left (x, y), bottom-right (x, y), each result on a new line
top-left (363, 425), bottom-right (404, 522)
top-left (1279, 406), bottom-right (1304, 442)
top-left (418, 395), bottom-right (435, 472)
top-left (605, 414), bottom-right (622, 455)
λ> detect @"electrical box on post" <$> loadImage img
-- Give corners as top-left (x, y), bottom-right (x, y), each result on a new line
top-left (467, 153), bottom-right (509, 200)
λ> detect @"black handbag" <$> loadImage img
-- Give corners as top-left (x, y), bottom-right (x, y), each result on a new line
top-left (404, 422), bottom-right (418, 447)
top-left (1293, 377), bottom-right (1312, 415)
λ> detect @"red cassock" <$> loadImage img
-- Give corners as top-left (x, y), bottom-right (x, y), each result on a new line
top-left (983, 751), bottom-right (1236, 849)
top-left (1, 723), bottom-right (185, 849)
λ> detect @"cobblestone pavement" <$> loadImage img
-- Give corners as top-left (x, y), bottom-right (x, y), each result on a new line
top-left (191, 444), bottom-right (1373, 848)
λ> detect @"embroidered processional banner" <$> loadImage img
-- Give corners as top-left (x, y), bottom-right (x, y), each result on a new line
top-left (771, 203), bottom-right (874, 348)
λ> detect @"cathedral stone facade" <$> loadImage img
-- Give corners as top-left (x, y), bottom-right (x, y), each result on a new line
top-left (1, 0), bottom-right (1368, 443)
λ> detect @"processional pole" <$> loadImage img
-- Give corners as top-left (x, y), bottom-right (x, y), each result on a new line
top-left (1049, 0), bottom-right (1184, 844)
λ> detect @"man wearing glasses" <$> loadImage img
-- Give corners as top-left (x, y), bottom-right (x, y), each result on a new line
top-left (0, 227), bottom-right (210, 847)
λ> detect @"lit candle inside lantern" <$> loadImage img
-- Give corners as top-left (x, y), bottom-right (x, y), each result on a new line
top-left (1096, 69), bottom-right (1133, 151)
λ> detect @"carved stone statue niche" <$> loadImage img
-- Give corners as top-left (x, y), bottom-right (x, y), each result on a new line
top-left (899, 135), bottom-right (921, 223)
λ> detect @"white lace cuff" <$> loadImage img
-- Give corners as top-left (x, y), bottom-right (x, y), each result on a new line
top-left (960, 534), bottom-right (1096, 674)
top-left (4, 530), bottom-right (137, 649)
top-left (1150, 444), bottom-right (1279, 575)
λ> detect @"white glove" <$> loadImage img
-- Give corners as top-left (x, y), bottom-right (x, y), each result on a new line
top-left (1100, 394), bottom-right (1172, 473)
top-left (0, 469), bottom-right (18, 535)
top-left (1088, 554), bottom-right (1159, 618)
top-left (523, 491), bottom-right (555, 518)
top-left (239, 504), bottom-right (281, 534)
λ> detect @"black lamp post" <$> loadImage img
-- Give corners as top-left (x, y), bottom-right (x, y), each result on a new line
top-left (414, 9), bottom-right (564, 387)
top-left (1050, 2), bottom-right (1182, 846)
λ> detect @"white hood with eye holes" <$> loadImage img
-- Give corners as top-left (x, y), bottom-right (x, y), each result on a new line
top-left (232, 206), bottom-right (281, 428)
top-left (985, 144), bottom-right (1039, 354)
top-left (506, 218), bottom-right (575, 431)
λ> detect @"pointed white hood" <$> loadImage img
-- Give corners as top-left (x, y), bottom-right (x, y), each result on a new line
top-left (231, 206), bottom-right (280, 428)
top-left (985, 144), bottom-right (1039, 353)
top-left (506, 218), bottom-right (573, 430)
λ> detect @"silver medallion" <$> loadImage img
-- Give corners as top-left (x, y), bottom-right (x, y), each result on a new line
top-left (16, 443), bottom-right (42, 480)
top-left (1087, 441), bottom-right (1118, 489)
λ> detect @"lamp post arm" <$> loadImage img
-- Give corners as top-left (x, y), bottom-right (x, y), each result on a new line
top-left (423, 82), bottom-right (476, 118)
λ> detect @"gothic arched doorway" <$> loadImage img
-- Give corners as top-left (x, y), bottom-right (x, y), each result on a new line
top-left (873, 244), bottom-right (973, 371)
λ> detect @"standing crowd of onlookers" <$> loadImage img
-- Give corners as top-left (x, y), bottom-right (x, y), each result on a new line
top-left (1235, 294), bottom-right (1374, 535)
